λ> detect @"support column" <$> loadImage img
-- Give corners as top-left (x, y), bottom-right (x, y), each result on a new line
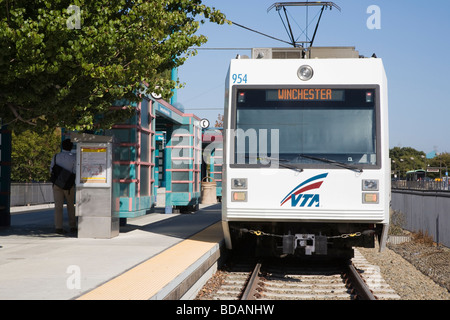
top-left (164, 126), bottom-right (173, 213)
top-left (0, 125), bottom-right (11, 227)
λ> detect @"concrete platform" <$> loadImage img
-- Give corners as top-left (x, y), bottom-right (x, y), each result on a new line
top-left (0, 203), bottom-right (222, 300)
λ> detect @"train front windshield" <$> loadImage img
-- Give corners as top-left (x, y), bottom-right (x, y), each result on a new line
top-left (232, 87), bottom-right (380, 169)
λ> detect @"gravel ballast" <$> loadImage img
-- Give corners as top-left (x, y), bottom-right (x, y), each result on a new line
top-left (358, 240), bottom-right (449, 300)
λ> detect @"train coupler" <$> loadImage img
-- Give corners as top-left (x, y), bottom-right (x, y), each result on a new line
top-left (283, 234), bottom-right (328, 256)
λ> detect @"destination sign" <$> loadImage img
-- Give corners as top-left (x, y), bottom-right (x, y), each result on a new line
top-left (266, 89), bottom-right (345, 102)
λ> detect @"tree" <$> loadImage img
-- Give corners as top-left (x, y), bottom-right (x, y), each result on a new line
top-left (390, 147), bottom-right (426, 179)
top-left (0, 0), bottom-right (227, 133)
top-left (11, 128), bottom-right (61, 182)
top-left (390, 147), bottom-right (450, 180)
top-left (427, 152), bottom-right (450, 180)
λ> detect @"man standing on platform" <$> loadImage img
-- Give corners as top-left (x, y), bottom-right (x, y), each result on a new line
top-left (50, 139), bottom-right (76, 234)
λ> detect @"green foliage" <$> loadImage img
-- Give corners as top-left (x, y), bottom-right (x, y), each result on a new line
top-left (390, 147), bottom-right (450, 179)
top-left (427, 152), bottom-right (450, 179)
top-left (0, 0), bottom-right (227, 133)
top-left (390, 147), bottom-right (426, 179)
top-left (11, 128), bottom-right (61, 182)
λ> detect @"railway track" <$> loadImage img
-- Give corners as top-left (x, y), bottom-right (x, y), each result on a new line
top-left (196, 249), bottom-right (400, 300)
top-left (242, 260), bottom-right (373, 300)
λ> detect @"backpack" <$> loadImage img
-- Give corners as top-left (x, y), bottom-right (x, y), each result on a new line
top-left (50, 155), bottom-right (76, 190)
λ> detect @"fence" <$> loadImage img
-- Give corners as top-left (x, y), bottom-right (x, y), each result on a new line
top-left (10, 182), bottom-right (54, 207)
top-left (391, 188), bottom-right (450, 247)
top-left (391, 180), bottom-right (449, 191)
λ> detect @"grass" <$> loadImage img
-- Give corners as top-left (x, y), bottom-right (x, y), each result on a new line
top-left (389, 209), bottom-right (436, 246)
top-left (411, 230), bottom-right (435, 246)
top-left (388, 210), bottom-right (407, 236)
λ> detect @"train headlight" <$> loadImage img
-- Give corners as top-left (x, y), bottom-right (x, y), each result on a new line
top-left (232, 191), bottom-right (247, 202)
top-left (297, 65), bottom-right (314, 81)
top-left (231, 178), bottom-right (247, 189)
top-left (362, 179), bottom-right (379, 191)
top-left (363, 193), bottom-right (379, 204)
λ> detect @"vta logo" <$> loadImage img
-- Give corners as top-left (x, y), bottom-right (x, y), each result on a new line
top-left (280, 173), bottom-right (328, 207)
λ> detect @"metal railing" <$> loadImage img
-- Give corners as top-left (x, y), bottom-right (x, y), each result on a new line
top-left (391, 180), bottom-right (449, 191)
top-left (10, 182), bottom-right (54, 207)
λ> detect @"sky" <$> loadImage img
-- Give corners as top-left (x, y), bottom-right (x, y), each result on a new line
top-left (176, 0), bottom-right (450, 154)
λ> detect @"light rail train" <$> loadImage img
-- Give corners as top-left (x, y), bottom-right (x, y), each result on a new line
top-left (222, 47), bottom-right (390, 259)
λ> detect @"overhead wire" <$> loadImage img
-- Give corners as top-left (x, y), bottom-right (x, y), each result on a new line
top-left (227, 20), bottom-right (293, 46)
top-left (288, 7), bottom-right (323, 42)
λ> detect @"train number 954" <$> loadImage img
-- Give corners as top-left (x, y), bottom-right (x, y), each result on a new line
top-left (232, 74), bottom-right (248, 84)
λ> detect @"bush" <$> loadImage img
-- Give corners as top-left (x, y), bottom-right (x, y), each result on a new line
top-left (11, 129), bottom-right (61, 182)
top-left (412, 230), bottom-right (435, 246)
top-left (389, 209), bottom-right (406, 235)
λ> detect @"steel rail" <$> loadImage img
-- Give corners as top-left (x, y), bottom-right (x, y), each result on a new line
top-left (240, 262), bottom-right (262, 300)
top-left (346, 263), bottom-right (377, 300)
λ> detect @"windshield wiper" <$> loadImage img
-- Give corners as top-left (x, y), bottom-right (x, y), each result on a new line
top-left (276, 161), bottom-right (304, 173)
top-left (245, 156), bottom-right (304, 173)
top-left (297, 154), bottom-right (363, 173)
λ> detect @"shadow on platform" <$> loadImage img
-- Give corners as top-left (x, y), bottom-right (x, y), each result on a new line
top-left (0, 203), bottom-right (222, 241)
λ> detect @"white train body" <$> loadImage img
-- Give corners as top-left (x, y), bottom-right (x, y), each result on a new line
top-left (222, 50), bottom-right (390, 258)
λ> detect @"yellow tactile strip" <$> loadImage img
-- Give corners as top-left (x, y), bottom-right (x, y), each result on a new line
top-left (77, 222), bottom-right (223, 300)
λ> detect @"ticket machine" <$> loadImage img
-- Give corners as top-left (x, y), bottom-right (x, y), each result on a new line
top-left (72, 133), bottom-right (119, 238)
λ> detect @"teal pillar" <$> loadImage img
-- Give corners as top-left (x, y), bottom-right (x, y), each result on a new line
top-left (0, 125), bottom-right (12, 227)
top-left (164, 126), bottom-right (173, 214)
top-left (171, 67), bottom-right (178, 105)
